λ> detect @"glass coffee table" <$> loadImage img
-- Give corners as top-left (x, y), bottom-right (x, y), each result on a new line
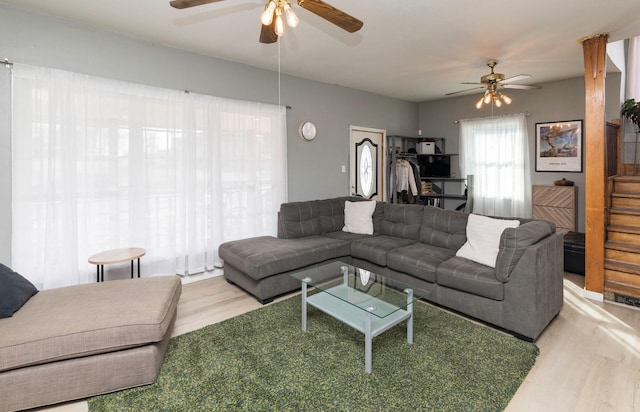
top-left (291, 261), bottom-right (428, 374)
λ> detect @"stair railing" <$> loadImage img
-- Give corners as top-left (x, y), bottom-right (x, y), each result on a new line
top-left (605, 121), bottom-right (622, 227)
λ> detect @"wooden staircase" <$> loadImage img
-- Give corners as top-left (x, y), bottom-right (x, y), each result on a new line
top-left (605, 176), bottom-right (640, 301)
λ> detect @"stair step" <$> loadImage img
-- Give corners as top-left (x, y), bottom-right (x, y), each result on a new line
top-left (612, 192), bottom-right (640, 198)
top-left (607, 225), bottom-right (640, 244)
top-left (604, 280), bottom-right (640, 300)
top-left (610, 210), bottom-right (640, 227)
top-left (604, 259), bottom-right (640, 276)
top-left (613, 176), bottom-right (640, 194)
top-left (607, 224), bottom-right (640, 235)
top-left (609, 207), bottom-right (640, 216)
top-left (613, 176), bottom-right (640, 182)
top-left (605, 241), bottom-right (640, 253)
top-left (611, 195), bottom-right (640, 209)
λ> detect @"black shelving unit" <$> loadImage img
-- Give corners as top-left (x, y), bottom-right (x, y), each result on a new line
top-left (387, 135), bottom-right (472, 212)
top-left (420, 176), bottom-right (473, 212)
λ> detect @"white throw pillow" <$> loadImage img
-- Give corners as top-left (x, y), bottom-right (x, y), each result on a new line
top-left (342, 200), bottom-right (376, 235)
top-left (456, 214), bottom-right (520, 268)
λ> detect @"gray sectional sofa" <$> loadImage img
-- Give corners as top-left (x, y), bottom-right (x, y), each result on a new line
top-left (219, 196), bottom-right (564, 341)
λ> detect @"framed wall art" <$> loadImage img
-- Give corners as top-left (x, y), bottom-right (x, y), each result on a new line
top-left (535, 120), bottom-right (583, 172)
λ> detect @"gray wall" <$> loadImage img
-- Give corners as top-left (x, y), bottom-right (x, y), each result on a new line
top-left (0, 4), bottom-right (418, 264)
top-left (1, 4), bottom-right (622, 262)
top-left (419, 73), bottom-right (623, 232)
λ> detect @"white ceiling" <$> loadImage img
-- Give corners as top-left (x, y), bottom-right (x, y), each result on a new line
top-left (2, 0), bottom-right (640, 102)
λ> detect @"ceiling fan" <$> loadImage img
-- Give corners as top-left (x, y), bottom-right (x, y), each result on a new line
top-left (446, 60), bottom-right (541, 108)
top-left (169, 0), bottom-right (364, 44)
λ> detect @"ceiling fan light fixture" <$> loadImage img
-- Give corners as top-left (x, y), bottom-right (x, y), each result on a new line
top-left (284, 2), bottom-right (298, 28)
top-left (254, 0), bottom-right (363, 44)
top-left (260, 0), bottom-right (276, 25)
top-left (445, 60), bottom-right (539, 109)
top-left (275, 9), bottom-right (285, 36)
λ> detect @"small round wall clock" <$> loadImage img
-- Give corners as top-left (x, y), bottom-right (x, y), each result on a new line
top-left (298, 121), bottom-right (317, 141)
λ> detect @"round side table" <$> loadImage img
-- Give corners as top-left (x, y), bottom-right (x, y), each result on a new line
top-left (88, 247), bottom-right (146, 282)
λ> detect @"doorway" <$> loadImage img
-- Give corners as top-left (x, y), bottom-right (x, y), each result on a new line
top-left (349, 126), bottom-right (386, 200)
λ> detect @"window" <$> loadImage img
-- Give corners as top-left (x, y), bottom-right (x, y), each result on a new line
top-left (11, 64), bottom-right (287, 289)
top-left (627, 36), bottom-right (640, 100)
top-left (459, 114), bottom-right (531, 217)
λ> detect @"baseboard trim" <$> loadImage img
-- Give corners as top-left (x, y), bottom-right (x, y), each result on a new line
top-left (583, 288), bottom-right (604, 302)
top-left (180, 268), bottom-right (223, 285)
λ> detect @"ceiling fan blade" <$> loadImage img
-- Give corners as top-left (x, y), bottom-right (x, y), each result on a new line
top-left (170, 0), bottom-right (225, 9)
top-left (501, 84), bottom-right (542, 90)
top-left (259, 20), bottom-right (278, 44)
top-left (445, 86), bottom-right (485, 96)
top-left (499, 74), bottom-right (530, 83)
top-left (297, 0), bottom-right (363, 33)
top-left (460, 82), bottom-right (485, 85)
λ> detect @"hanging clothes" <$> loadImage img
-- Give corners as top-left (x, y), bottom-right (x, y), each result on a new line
top-left (410, 161), bottom-right (421, 195)
top-left (393, 159), bottom-right (419, 203)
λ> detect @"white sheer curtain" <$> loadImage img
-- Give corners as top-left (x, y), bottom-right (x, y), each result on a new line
top-left (11, 64), bottom-right (287, 289)
top-left (459, 114), bottom-right (531, 217)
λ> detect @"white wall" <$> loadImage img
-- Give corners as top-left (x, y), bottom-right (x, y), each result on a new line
top-left (0, 4), bottom-right (419, 264)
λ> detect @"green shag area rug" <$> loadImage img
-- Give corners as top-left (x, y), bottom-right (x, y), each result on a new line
top-left (89, 296), bottom-right (538, 411)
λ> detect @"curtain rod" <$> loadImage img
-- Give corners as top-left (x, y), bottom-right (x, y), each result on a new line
top-left (4, 58), bottom-right (291, 108)
top-left (454, 113), bottom-right (530, 123)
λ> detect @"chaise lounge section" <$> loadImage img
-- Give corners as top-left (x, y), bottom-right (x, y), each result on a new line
top-left (0, 274), bottom-right (182, 412)
top-left (219, 196), bottom-right (563, 341)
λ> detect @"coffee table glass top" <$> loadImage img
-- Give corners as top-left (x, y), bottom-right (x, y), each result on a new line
top-left (290, 261), bottom-right (428, 319)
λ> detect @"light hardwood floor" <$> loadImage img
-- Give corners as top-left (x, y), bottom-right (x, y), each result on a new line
top-left (41, 272), bottom-right (640, 412)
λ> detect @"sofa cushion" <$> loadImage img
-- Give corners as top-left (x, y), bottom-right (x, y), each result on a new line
top-left (456, 214), bottom-right (520, 268)
top-left (0, 275), bottom-right (181, 373)
top-left (317, 197), bottom-right (350, 233)
top-left (316, 197), bottom-right (384, 235)
top-left (387, 243), bottom-right (455, 283)
top-left (419, 206), bottom-right (468, 251)
top-left (219, 236), bottom-right (350, 280)
top-left (350, 235), bottom-right (416, 267)
top-left (343, 200), bottom-right (377, 235)
top-left (279, 201), bottom-right (321, 239)
top-left (437, 256), bottom-right (504, 301)
top-left (322, 231), bottom-right (374, 241)
top-left (380, 203), bottom-right (424, 240)
top-left (495, 220), bottom-right (555, 282)
top-left (371, 201), bottom-right (385, 234)
top-left (0, 264), bottom-right (39, 319)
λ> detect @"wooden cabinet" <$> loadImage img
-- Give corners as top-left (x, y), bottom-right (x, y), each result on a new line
top-left (532, 185), bottom-right (577, 233)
